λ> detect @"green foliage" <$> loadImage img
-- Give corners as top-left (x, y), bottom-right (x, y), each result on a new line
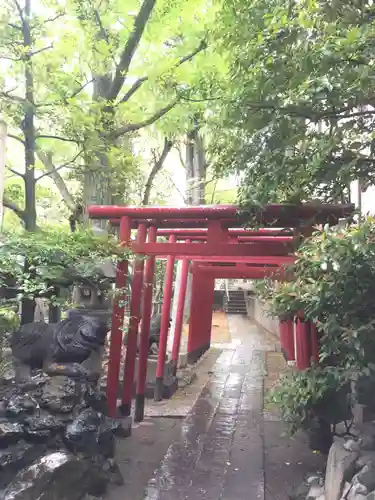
top-left (0, 308), bottom-right (20, 337)
top-left (268, 367), bottom-right (347, 435)
top-left (211, 0), bottom-right (375, 205)
top-left (263, 219), bottom-right (375, 433)
top-left (1, 0), bottom-right (220, 219)
top-left (0, 228), bottom-right (130, 304)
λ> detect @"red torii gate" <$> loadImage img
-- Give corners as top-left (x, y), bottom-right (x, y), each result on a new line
top-left (88, 203), bottom-right (354, 420)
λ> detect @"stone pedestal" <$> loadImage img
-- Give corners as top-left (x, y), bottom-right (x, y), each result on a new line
top-left (118, 356), bottom-right (177, 399)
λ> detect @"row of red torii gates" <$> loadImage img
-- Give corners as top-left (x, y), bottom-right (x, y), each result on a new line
top-left (88, 203), bottom-right (354, 420)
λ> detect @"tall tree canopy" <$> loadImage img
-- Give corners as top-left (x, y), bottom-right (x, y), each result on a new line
top-left (211, 0), bottom-right (375, 205)
top-left (0, 0), bottom-right (218, 230)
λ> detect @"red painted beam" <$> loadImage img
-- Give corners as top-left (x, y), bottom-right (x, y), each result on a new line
top-left (155, 228), bottom-right (294, 237)
top-left (91, 204), bottom-right (238, 219)
top-left (159, 235), bottom-right (294, 243)
top-left (131, 242), bottom-right (293, 257)
top-left (89, 202), bottom-right (354, 221)
top-left (192, 256), bottom-right (295, 264)
top-left (195, 265), bottom-right (289, 280)
top-left (144, 255), bottom-right (296, 264)
top-left (111, 217), bottom-right (339, 230)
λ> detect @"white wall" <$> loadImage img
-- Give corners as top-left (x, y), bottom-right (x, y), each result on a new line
top-left (247, 295), bottom-right (279, 338)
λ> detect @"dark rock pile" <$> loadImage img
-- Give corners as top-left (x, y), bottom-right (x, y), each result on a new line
top-left (0, 368), bottom-right (129, 500)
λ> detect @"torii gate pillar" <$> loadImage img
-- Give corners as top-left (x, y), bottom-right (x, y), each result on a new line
top-left (187, 262), bottom-right (215, 364)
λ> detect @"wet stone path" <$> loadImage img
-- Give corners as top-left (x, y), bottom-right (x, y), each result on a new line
top-left (144, 316), bottom-right (274, 500)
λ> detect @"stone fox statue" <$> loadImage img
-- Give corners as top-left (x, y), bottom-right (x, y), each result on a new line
top-left (11, 315), bottom-right (108, 370)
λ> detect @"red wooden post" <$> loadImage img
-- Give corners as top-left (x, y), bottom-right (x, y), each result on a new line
top-left (295, 318), bottom-right (310, 370)
top-left (134, 226), bottom-right (157, 422)
top-left (120, 223), bottom-right (147, 416)
top-left (310, 322), bottom-right (319, 366)
top-left (279, 319), bottom-right (295, 361)
top-left (154, 234), bottom-right (177, 401)
top-left (171, 239), bottom-right (191, 376)
top-left (187, 263), bottom-right (214, 364)
top-left (107, 216), bottom-right (131, 417)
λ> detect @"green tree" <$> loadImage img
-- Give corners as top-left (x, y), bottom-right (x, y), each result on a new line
top-left (211, 0), bottom-right (375, 205)
top-left (0, 0), bottom-right (217, 232)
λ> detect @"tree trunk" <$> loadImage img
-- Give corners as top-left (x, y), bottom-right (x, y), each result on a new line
top-left (185, 122), bottom-right (206, 206)
top-left (21, 0), bottom-right (37, 323)
top-left (142, 138), bottom-right (173, 205)
top-left (185, 131), bottom-right (195, 205)
top-left (193, 131), bottom-right (206, 205)
top-left (0, 121), bottom-right (7, 228)
top-left (83, 76), bottom-right (112, 225)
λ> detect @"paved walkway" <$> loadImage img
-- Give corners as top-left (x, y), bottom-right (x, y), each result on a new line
top-left (144, 315), bottom-right (275, 500)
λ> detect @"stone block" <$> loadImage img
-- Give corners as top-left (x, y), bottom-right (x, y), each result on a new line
top-left (325, 440), bottom-right (359, 500)
top-left (130, 357), bottom-right (177, 399)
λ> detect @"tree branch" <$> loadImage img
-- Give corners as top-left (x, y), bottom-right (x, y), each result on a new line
top-left (36, 151), bottom-right (76, 211)
top-left (35, 134), bottom-right (81, 144)
top-left (119, 40), bottom-right (207, 104)
top-left (6, 165), bottom-right (24, 178)
top-left (107, 0), bottom-right (157, 101)
top-left (120, 76), bottom-right (148, 103)
top-left (0, 55), bottom-right (21, 61)
top-left (111, 100), bottom-right (177, 138)
top-left (42, 12), bottom-right (65, 24)
top-left (7, 133), bottom-right (25, 144)
top-left (0, 91), bottom-right (25, 103)
top-left (36, 79), bottom-right (93, 107)
top-left (175, 143), bottom-right (186, 169)
top-left (8, 23), bottom-right (22, 30)
top-left (142, 138), bottom-right (173, 204)
top-left (3, 196), bottom-right (25, 221)
top-left (13, 0), bottom-right (24, 23)
top-left (30, 44), bottom-right (54, 57)
top-left (36, 149), bottom-right (83, 181)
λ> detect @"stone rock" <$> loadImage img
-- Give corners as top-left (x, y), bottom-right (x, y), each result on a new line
top-left (102, 458), bottom-right (124, 486)
top-left (84, 385), bottom-right (107, 413)
top-left (325, 440), bottom-right (359, 500)
top-left (2, 451), bottom-right (104, 500)
top-left (0, 367), bottom-right (16, 385)
top-left (19, 372), bottom-right (49, 392)
top-left (342, 481), bottom-right (352, 499)
top-left (23, 415), bottom-right (64, 442)
top-left (64, 409), bottom-right (101, 456)
top-left (356, 452), bottom-right (375, 469)
top-left (44, 362), bottom-right (98, 383)
top-left (353, 466), bottom-right (375, 492)
top-left (112, 416), bottom-right (131, 439)
top-left (347, 482), bottom-right (368, 499)
top-left (39, 376), bottom-right (79, 414)
top-left (308, 476), bottom-right (324, 486)
top-left (344, 439), bottom-right (363, 453)
top-left (0, 421), bottom-right (24, 447)
top-left (0, 441), bottom-right (46, 488)
top-left (354, 424), bottom-right (375, 451)
top-left (366, 492), bottom-right (375, 500)
top-left (308, 485), bottom-right (325, 499)
top-left (96, 417), bottom-right (120, 458)
top-left (293, 480), bottom-right (311, 500)
top-left (5, 396), bottom-right (37, 419)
